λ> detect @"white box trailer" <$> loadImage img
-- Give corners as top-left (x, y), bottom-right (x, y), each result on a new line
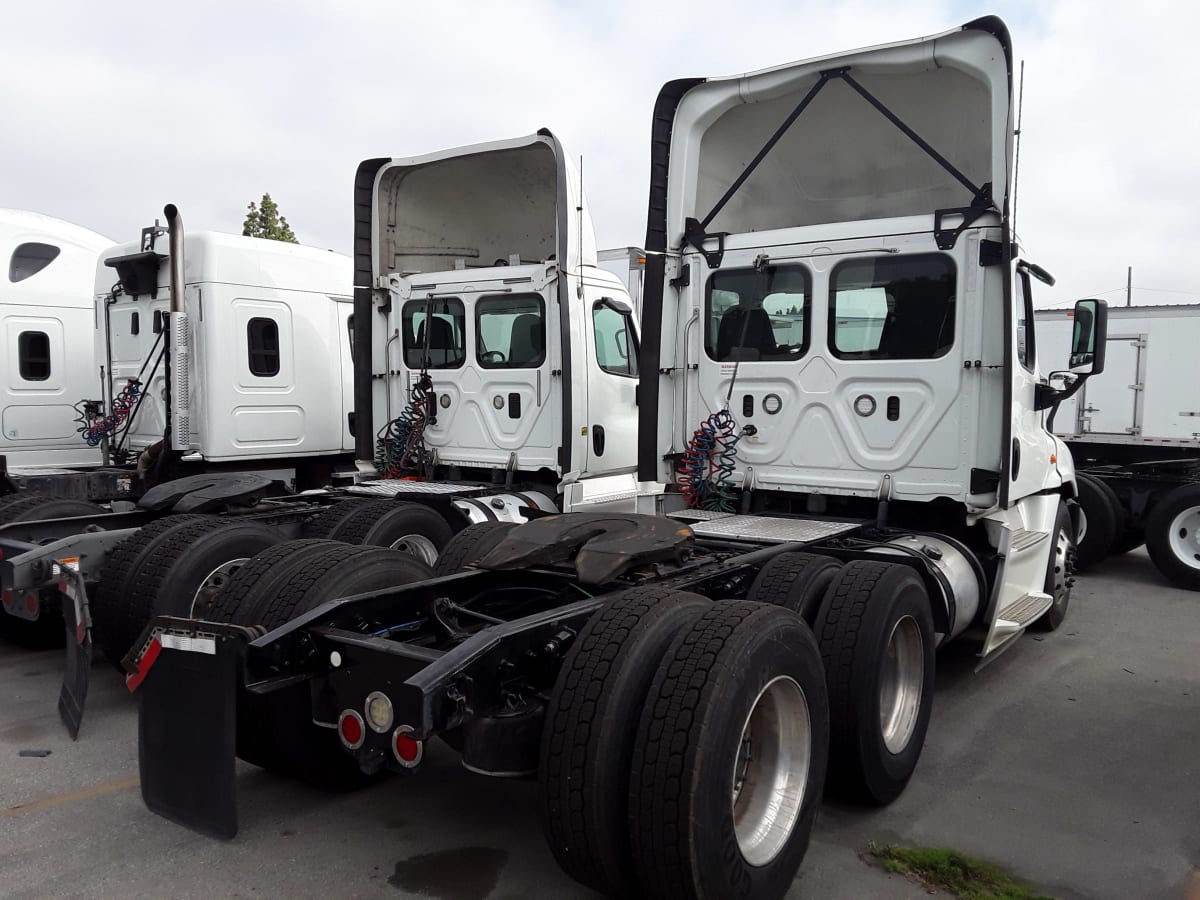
top-left (1036, 304), bottom-right (1200, 448)
top-left (1035, 304), bottom-right (1200, 589)
top-left (0, 209), bottom-right (112, 470)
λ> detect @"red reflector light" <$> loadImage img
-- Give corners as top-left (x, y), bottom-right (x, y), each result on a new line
top-left (26, 593), bottom-right (38, 613)
top-left (339, 710), bottom-right (365, 749)
top-left (392, 726), bottom-right (423, 768)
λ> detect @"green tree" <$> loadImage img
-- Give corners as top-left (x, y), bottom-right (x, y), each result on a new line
top-left (242, 192), bottom-right (298, 243)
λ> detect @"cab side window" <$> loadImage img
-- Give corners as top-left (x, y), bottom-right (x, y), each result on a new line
top-left (592, 299), bottom-right (638, 377)
top-left (18, 331), bottom-right (51, 381)
top-left (1015, 269), bottom-right (1036, 371)
top-left (9, 242), bottom-right (60, 283)
top-left (247, 317), bottom-right (280, 377)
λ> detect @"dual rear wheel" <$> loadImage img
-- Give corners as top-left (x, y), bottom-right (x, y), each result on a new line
top-left (539, 554), bottom-right (938, 899)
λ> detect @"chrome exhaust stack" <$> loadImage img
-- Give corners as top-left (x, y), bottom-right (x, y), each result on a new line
top-left (163, 204), bottom-right (191, 451)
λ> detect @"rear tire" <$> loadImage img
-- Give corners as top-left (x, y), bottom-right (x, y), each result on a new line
top-left (432, 522), bottom-right (517, 577)
top-left (1145, 483), bottom-right (1200, 591)
top-left (94, 516), bottom-right (282, 664)
top-left (316, 500), bottom-right (454, 566)
top-left (813, 560), bottom-right (935, 805)
top-left (629, 602), bottom-right (829, 900)
top-left (1075, 474), bottom-right (1120, 569)
top-left (747, 552), bottom-right (843, 623)
top-left (540, 586), bottom-right (710, 897)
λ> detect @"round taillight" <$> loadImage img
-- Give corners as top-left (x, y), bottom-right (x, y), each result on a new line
top-left (392, 726), bottom-right (423, 768)
top-left (338, 709), bottom-right (365, 749)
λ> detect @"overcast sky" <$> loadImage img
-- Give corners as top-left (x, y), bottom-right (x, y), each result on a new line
top-left (3, 1), bottom-right (1196, 309)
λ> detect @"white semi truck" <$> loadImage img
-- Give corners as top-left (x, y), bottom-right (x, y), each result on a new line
top-left (0, 209), bottom-right (112, 472)
top-left (1, 138), bottom-right (640, 733)
top-left (129, 16), bottom-right (1107, 900)
top-left (1036, 304), bottom-right (1200, 588)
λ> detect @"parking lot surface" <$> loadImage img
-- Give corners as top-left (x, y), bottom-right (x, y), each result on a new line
top-left (2, 548), bottom-right (1197, 899)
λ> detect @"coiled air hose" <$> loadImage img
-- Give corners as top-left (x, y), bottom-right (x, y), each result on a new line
top-left (679, 409), bottom-right (741, 512)
top-left (376, 372), bottom-right (434, 478)
top-left (79, 380), bottom-right (141, 447)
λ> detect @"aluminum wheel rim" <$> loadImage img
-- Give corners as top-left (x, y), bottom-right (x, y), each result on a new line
top-left (1051, 525), bottom-right (1072, 606)
top-left (879, 616), bottom-right (923, 755)
top-left (730, 675), bottom-right (811, 867)
top-left (189, 558), bottom-right (248, 617)
top-left (1076, 507), bottom-right (1089, 544)
top-left (1167, 506), bottom-right (1200, 571)
top-left (388, 533), bottom-right (439, 565)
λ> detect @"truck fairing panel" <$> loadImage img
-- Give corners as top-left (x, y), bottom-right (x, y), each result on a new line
top-left (663, 20), bottom-right (1011, 239)
top-left (369, 132), bottom-right (596, 281)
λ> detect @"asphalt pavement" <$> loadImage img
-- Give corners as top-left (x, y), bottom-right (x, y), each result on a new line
top-left (1, 548), bottom-right (1197, 899)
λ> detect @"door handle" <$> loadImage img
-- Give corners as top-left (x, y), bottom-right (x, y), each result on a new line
top-left (592, 424), bottom-right (605, 457)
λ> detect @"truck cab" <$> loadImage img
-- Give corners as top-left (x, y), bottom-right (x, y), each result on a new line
top-left (1, 209), bottom-right (112, 470)
top-left (355, 132), bottom-right (640, 500)
top-left (97, 224), bottom-right (355, 476)
top-left (636, 16), bottom-right (1106, 654)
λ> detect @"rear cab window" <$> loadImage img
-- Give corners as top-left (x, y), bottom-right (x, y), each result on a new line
top-left (402, 299), bottom-right (466, 369)
top-left (829, 254), bottom-right (956, 359)
top-left (476, 295), bottom-right (545, 369)
top-left (705, 265), bottom-right (811, 362)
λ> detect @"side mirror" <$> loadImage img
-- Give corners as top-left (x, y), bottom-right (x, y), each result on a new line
top-left (1040, 298), bottom-right (1108, 426)
top-left (1068, 298), bottom-right (1107, 375)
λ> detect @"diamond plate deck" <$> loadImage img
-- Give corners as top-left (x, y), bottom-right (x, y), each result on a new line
top-left (666, 510), bottom-right (736, 522)
top-left (682, 514), bottom-right (862, 544)
top-left (344, 480), bottom-right (487, 497)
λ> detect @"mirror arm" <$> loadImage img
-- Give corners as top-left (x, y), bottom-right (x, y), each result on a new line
top-left (1041, 370), bottom-right (1090, 430)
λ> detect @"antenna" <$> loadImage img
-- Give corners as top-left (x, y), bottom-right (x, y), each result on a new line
top-left (577, 155), bottom-right (585, 296)
top-left (1012, 60), bottom-right (1026, 237)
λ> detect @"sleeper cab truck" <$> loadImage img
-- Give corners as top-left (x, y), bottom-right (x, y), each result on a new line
top-left (128, 21), bottom-right (1106, 899)
top-left (0, 208), bottom-right (111, 473)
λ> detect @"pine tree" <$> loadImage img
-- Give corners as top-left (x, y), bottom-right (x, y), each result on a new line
top-left (242, 193), bottom-right (298, 243)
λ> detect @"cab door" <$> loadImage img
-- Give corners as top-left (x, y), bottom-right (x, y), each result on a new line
top-left (1008, 264), bottom-right (1060, 503)
top-left (582, 287), bottom-right (639, 476)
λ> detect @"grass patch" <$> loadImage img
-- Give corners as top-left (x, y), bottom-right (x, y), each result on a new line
top-left (867, 842), bottom-right (1053, 900)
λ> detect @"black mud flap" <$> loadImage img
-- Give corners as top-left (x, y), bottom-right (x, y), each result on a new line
top-left (58, 600), bottom-right (90, 740)
top-left (136, 630), bottom-right (242, 839)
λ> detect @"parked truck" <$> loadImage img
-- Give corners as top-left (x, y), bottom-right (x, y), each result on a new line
top-left (1, 209), bottom-right (112, 472)
top-left (128, 17), bottom-right (1107, 900)
top-left (1, 143), bottom-right (640, 733)
top-left (1036, 304), bottom-right (1200, 588)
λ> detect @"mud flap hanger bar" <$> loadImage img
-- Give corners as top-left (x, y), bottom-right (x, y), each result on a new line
top-left (683, 66), bottom-right (995, 267)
